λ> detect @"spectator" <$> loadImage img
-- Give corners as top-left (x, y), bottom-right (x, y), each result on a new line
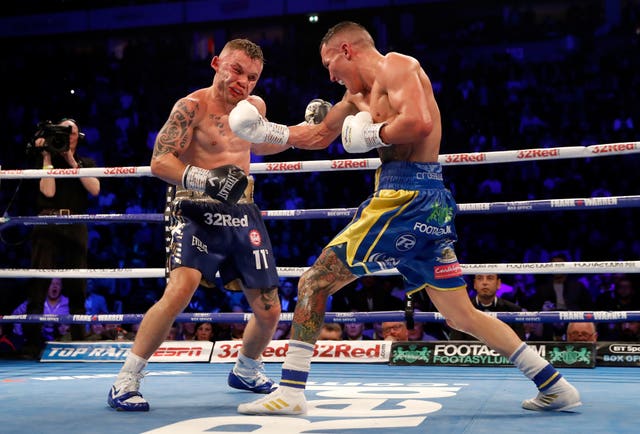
top-left (55, 323), bottom-right (72, 342)
top-left (85, 323), bottom-right (107, 341)
top-left (165, 323), bottom-right (180, 341)
top-left (449, 274), bottom-right (526, 340)
top-left (407, 319), bottom-right (440, 341)
top-left (194, 322), bottom-right (215, 342)
top-left (597, 275), bottom-right (640, 311)
top-left (12, 278), bottom-right (70, 347)
top-left (278, 279), bottom-right (297, 312)
top-left (503, 274), bottom-right (538, 311)
top-left (523, 322), bottom-right (546, 341)
top-left (565, 322), bottom-right (597, 342)
top-left (84, 279), bottom-right (109, 315)
top-left (530, 253), bottom-right (593, 312)
top-left (363, 322), bottom-right (385, 340)
top-left (318, 323), bottom-right (343, 341)
top-left (381, 321), bottom-right (409, 342)
top-left (229, 305), bottom-right (247, 341)
top-left (180, 322), bottom-right (197, 341)
top-left (616, 322), bottom-right (640, 341)
top-left (596, 276), bottom-right (640, 340)
top-left (332, 276), bottom-right (403, 313)
top-left (343, 321), bottom-right (370, 341)
top-left (103, 324), bottom-right (134, 341)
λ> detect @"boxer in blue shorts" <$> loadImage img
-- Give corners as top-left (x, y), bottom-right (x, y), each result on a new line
top-left (326, 161), bottom-right (466, 293)
top-left (230, 21), bottom-right (581, 415)
top-left (107, 38), bottom-right (331, 412)
top-left (168, 184), bottom-right (279, 291)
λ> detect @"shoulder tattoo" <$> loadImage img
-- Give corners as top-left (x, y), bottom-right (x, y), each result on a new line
top-left (153, 99), bottom-right (198, 158)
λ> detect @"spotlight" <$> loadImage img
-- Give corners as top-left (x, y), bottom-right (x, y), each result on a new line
top-left (308, 14), bottom-right (318, 23)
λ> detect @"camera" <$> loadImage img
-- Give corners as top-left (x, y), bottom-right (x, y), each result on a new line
top-left (26, 121), bottom-right (71, 154)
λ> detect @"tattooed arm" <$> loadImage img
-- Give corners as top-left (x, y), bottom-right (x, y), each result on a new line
top-left (150, 97), bottom-right (200, 185)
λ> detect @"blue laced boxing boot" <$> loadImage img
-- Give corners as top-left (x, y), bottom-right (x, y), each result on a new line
top-left (107, 372), bottom-right (149, 411)
top-left (228, 364), bottom-right (278, 394)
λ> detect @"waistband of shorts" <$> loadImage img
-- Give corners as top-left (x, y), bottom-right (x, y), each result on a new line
top-left (377, 161), bottom-right (444, 190)
top-left (174, 176), bottom-right (254, 204)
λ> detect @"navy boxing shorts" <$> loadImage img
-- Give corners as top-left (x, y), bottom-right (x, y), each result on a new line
top-left (168, 186), bottom-right (279, 291)
top-left (326, 161), bottom-right (466, 294)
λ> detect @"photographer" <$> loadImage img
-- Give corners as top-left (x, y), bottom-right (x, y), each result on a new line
top-left (23, 118), bottom-right (100, 357)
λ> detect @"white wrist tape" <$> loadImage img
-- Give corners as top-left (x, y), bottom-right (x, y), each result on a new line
top-left (182, 165), bottom-right (208, 192)
top-left (264, 122), bottom-right (290, 145)
top-left (364, 122), bottom-right (388, 149)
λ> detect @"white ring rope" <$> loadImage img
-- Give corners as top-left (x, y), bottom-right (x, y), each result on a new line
top-left (2, 260), bottom-right (640, 279)
top-left (1, 142), bottom-right (637, 280)
top-left (1, 141), bottom-right (638, 179)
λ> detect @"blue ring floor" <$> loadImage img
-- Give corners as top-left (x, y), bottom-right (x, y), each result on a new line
top-left (0, 360), bottom-right (635, 434)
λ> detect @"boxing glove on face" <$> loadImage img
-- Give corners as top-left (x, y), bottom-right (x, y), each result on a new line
top-left (341, 111), bottom-right (389, 153)
top-left (228, 100), bottom-right (289, 145)
top-left (182, 164), bottom-right (248, 205)
top-left (304, 99), bottom-right (332, 124)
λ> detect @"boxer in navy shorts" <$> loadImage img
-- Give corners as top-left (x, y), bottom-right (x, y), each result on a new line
top-left (108, 38), bottom-right (306, 412)
top-left (169, 183), bottom-right (279, 291)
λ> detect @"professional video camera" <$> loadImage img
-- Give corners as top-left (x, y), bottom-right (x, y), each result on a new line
top-left (26, 121), bottom-right (71, 155)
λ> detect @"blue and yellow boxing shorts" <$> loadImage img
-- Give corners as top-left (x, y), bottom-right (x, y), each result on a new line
top-left (326, 161), bottom-right (466, 293)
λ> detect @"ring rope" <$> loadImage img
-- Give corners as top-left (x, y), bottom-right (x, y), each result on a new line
top-left (2, 194), bottom-right (638, 229)
top-left (1, 141), bottom-right (638, 179)
top-left (2, 260), bottom-right (639, 279)
top-left (0, 310), bottom-right (636, 325)
top-left (0, 213), bottom-right (164, 228)
top-left (2, 145), bottom-right (637, 329)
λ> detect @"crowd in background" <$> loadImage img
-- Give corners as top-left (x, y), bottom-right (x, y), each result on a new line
top-left (1, 1), bottom-right (639, 350)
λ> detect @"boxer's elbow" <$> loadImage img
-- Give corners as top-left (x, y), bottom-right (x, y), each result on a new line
top-left (150, 155), bottom-right (176, 182)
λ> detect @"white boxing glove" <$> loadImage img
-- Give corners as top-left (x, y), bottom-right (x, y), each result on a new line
top-left (341, 111), bottom-right (389, 153)
top-left (228, 100), bottom-right (289, 145)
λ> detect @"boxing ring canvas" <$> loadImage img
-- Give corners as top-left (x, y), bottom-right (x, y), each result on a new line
top-left (0, 360), bottom-right (636, 434)
top-left (2, 144), bottom-right (640, 433)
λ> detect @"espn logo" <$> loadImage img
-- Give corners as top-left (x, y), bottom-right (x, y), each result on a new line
top-left (153, 346), bottom-right (204, 357)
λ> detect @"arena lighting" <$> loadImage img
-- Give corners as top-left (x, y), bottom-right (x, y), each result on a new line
top-left (308, 14), bottom-right (319, 23)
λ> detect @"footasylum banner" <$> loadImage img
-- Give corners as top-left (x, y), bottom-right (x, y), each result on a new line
top-left (389, 341), bottom-right (596, 368)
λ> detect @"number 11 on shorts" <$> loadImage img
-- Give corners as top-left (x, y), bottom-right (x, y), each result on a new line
top-left (253, 249), bottom-right (270, 269)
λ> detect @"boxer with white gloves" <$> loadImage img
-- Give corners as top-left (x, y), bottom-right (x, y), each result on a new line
top-left (229, 98), bottom-right (333, 145)
top-left (229, 100), bottom-right (290, 145)
top-left (238, 21), bottom-right (581, 417)
top-left (341, 111), bottom-right (389, 153)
